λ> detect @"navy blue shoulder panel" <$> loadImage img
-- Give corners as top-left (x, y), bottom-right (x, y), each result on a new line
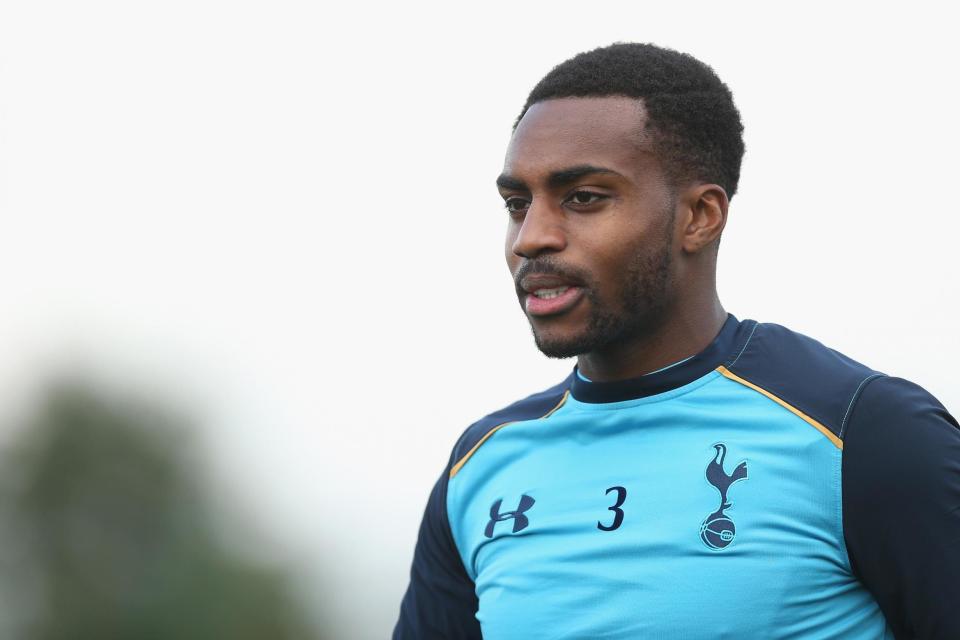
top-left (726, 322), bottom-right (960, 636)
top-left (450, 374), bottom-right (574, 466)
top-left (394, 375), bottom-right (572, 639)
top-left (726, 322), bottom-right (883, 439)
top-left (842, 376), bottom-right (960, 639)
top-left (394, 467), bottom-right (482, 639)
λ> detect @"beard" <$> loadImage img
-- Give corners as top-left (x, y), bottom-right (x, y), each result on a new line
top-left (522, 217), bottom-right (674, 360)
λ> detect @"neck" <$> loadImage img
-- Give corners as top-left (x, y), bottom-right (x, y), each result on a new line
top-left (576, 295), bottom-right (727, 383)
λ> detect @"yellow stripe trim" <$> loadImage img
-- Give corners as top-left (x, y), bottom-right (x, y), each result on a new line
top-left (716, 366), bottom-right (843, 450)
top-left (449, 390), bottom-right (570, 479)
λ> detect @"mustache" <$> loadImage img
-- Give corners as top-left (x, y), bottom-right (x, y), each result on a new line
top-left (513, 258), bottom-right (592, 292)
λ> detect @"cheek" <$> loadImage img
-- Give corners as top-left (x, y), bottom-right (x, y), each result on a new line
top-left (592, 252), bottom-right (634, 301)
top-left (503, 212), bottom-right (532, 253)
top-left (577, 215), bottom-right (643, 262)
top-left (577, 219), bottom-right (666, 300)
top-left (504, 226), bottom-right (519, 266)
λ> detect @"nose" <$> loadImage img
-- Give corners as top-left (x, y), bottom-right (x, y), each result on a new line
top-left (510, 201), bottom-right (567, 259)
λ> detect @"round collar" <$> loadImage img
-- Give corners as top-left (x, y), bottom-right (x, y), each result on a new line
top-left (569, 314), bottom-right (754, 403)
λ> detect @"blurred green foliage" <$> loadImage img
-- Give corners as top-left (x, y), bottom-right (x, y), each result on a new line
top-left (0, 381), bottom-right (322, 639)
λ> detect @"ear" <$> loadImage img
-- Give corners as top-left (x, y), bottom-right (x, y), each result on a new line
top-left (679, 184), bottom-right (728, 254)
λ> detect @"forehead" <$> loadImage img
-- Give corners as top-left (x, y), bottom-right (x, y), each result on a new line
top-left (503, 96), bottom-right (655, 181)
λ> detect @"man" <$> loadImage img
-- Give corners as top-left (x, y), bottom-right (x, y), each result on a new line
top-left (394, 43), bottom-right (960, 639)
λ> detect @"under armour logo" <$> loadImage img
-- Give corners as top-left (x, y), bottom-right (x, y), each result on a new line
top-left (484, 495), bottom-right (535, 538)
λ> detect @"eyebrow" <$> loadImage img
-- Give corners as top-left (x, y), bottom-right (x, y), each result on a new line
top-left (496, 164), bottom-right (625, 191)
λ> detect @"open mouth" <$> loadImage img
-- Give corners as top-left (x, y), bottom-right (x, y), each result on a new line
top-left (524, 284), bottom-right (584, 316)
top-left (516, 270), bottom-right (588, 317)
top-left (532, 286), bottom-right (571, 300)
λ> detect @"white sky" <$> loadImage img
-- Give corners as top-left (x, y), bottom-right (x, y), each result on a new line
top-left (1, 2), bottom-right (958, 637)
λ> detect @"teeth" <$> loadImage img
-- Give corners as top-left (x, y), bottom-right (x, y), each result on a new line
top-left (533, 286), bottom-right (569, 299)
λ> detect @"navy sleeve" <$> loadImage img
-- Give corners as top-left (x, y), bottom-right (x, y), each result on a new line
top-left (394, 377), bottom-right (571, 638)
top-left (842, 376), bottom-right (960, 639)
top-left (393, 469), bottom-right (481, 640)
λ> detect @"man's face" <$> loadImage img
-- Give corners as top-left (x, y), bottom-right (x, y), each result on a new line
top-left (498, 96), bottom-right (678, 358)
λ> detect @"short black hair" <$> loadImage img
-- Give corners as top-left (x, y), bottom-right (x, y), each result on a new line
top-left (516, 43), bottom-right (745, 198)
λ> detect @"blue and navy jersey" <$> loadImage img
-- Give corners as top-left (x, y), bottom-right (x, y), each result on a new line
top-left (395, 316), bottom-right (960, 639)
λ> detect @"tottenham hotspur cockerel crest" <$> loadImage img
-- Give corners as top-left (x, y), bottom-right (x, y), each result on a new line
top-left (700, 443), bottom-right (748, 550)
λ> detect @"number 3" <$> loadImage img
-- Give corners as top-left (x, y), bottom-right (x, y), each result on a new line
top-left (598, 485), bottom-right (627, 531)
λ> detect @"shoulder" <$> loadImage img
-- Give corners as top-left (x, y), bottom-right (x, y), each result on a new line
top-left (724, 320), bottom-right (884, 442)
top-left (841, 377), bottom-right (960, 636)
top-left (841, 375), bottom-right (958, 507)
top-left (448, 374), bottom-right (573, 473)
top-left (843, 374), bottom-right (959, 479)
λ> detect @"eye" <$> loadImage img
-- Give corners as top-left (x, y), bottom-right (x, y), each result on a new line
top-left (503, 197), bottom-right (530, 215)
top-left (565, 190), bottom-right (607, 206)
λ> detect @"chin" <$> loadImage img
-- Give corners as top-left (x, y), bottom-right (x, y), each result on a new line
top-left (529, 305), bottom-right (658, 359)
top-left (531, 327), bottom-right (596, 359)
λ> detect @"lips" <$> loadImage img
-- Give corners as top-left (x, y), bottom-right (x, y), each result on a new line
top-left (525, 286), bottom-right (584, 316)
top-left (519, 274), bottom-right (586, 317)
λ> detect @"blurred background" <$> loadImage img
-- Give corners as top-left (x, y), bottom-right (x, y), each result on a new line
top-left (1, 1), bottom-right (957, 638)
